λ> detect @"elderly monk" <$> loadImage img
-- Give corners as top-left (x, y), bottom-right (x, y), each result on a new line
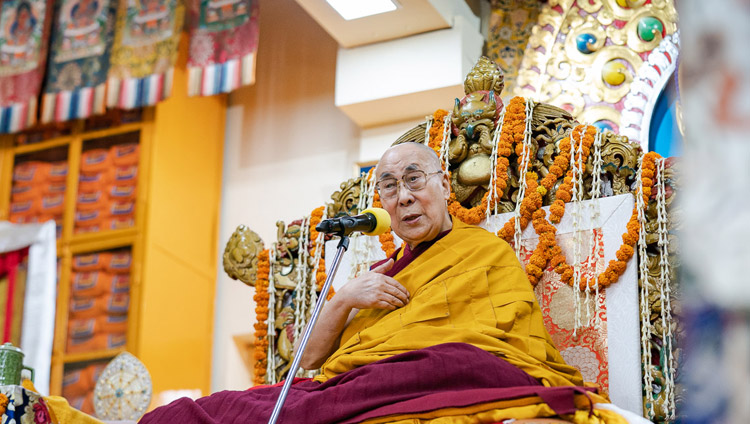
top-left (301, 142), bottom-right (582, 387)
top-left (141, 142), bottom-right (623, 424)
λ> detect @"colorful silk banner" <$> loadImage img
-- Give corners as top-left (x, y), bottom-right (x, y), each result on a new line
top-left (186, 0), bottom-right (258, 97)
top-left (106, 0), bottom-right (184, 109)
top-left (41, 0), bottom-right (116, 123)
top-left (0, 0), bottom-right (52, 133)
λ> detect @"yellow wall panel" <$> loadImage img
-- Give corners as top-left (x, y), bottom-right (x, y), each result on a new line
top-left (148, 46), bottom-right (226, 277)
top-left (138, 246), bottom-right (214, 395)
top-left (138, 37), bottom-right (226, 397)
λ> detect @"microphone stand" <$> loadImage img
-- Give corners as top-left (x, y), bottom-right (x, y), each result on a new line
top-left (268, 234), bottom-right (350, 424)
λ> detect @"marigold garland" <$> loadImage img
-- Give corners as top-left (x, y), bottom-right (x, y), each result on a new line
top-left (550, 125), bottom-right (597, 224)
top-left (486, 119), bottom-right (659, 290)
top-left (252, 249), bottom-right (270, 385)
top-left (409, 103), bottom-right (656, 291)
top-left (498, 171), bottom-right (542, 243)
top-left (308, 206), bottom-right (335, 299)
top-left (427, 109), bottom-right (449, 157)
top-left (371, 179), bottom-right (397, 257)
top-left (551, 151), bottom-right (661, 289)
top-left (524, 209), bottom-right (559, 285)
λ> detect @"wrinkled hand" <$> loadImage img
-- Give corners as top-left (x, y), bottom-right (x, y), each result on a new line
top-left (337, 259), bottom-right (410, 311)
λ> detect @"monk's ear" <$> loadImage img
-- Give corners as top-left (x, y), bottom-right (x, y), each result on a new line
top-left (440, 171), bottom-right (451, 200)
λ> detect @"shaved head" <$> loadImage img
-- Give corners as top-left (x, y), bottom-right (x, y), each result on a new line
top-left (376, 142), bottom-right (442, 178)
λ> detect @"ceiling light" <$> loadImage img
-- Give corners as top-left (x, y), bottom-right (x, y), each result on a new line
top-left (326, 0), bottom-right (398, 21)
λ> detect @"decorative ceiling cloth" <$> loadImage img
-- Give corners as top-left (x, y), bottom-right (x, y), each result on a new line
top-left (0, 221), bottom-right (56, 395)
top-left (0, 0), bottom-right (52, 133)
top-left (186, 0), bottom-right (258, 96)
top-left (106, 0), bottom-right (184, 109)
top-left (41, 0), bottom-right (116, 123)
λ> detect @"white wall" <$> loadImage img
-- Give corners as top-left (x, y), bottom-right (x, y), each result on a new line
top-left (212, 0), bottom-right (360, 391)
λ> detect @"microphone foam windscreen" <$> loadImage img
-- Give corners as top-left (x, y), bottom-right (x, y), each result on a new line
top-left (361, 207), bottom-right (391, 236)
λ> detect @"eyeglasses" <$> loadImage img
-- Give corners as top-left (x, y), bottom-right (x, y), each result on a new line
top-left (375, 170), bottom-right (443, 200)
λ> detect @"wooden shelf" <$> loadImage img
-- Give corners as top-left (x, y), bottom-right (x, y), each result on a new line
top-left (62, 348), bottom-right (125, 364)
top-left (69, 228), bottom-right (138, 253)
top-left (3, 123), bottom-right (145, 398)
top-left (13, 136), bottom-right (74, 156)
top-left (80, 123), bottom-right (143, 142)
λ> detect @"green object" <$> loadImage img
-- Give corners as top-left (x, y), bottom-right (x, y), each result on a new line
top-left (0, 342), bottom-right (34, 386)
top-left (638, 17), bottom-right (663, 42)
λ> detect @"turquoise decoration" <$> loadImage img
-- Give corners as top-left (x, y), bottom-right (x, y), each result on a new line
top-left (576, 33), bottom-right (597, 54)
top-left (593, 120), bottom-right (614, 132)
top-left (638, 17), bottom-right (663, 42)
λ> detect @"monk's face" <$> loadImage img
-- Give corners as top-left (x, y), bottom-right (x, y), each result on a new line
top-left (376, 143), bottom-right (452, 248)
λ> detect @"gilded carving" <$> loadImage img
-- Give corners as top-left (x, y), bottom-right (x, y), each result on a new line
top-left (599, 131), bottom-right (641, 196)
top-left (273, 306), bottom-right (296, 377)
top-left (327, 177), bottom-right (364, 219)
top-left (222, 225), bottom-right (264, 286)
top-left (448, 58), bottom-right (505, 203)
top-left (265, 219), bottom-right (320, 382)
top-left (486, 0), bottom-right (541, 93)
top-left (513, 0), bottom-right (678, 132)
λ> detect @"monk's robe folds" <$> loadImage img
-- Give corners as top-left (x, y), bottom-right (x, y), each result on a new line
top-left (316, 219), bottom-right (584, 388)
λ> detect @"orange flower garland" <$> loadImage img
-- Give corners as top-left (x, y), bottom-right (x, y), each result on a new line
top-left (498, 171), bottom-right (542, 243)
top-left (551, 151), bottom-right (661, 289)
top-left (367, 167), bottom-right (398, 258)
top-left (425, 103), bottom-right (653, 291)
top-left (496, 99), bottom-right (542, 244)
top-left (428, 109), bottom-right (449, 158)
top-left (372, 189), bottom-right (397, 257)
top-left (253, 249), bottom-right (271, 385)
top-left (592, 151), bottom-right (660, 288)
top-left (308, 206), bottom-right (335, 299)
top-left (550, 125), bottom-right (597, 224)
top-left (525, 208), bottom-right (561, 285)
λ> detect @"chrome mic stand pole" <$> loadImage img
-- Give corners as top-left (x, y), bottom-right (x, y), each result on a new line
top-left (268, 234), bottom-right (350, 424)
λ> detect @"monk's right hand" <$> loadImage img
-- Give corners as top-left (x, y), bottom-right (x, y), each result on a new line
top-left (337, 259), bottom-right (410, 311)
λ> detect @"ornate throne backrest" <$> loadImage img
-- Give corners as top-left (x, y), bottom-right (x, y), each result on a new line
top-left (225, 56), bottom-right (679, 421)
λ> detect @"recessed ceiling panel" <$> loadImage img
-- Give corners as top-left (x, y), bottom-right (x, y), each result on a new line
top-left (295, 0), bottom-right (452, 48)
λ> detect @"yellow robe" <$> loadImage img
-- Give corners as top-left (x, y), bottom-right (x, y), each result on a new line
top-left (315, 219), bottom-right (584, 388)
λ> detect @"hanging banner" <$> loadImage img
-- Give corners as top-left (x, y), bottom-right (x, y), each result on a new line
top-left (107, 0), bottom-right (184, 109)
top-left (41, 0), bottom-right (116, 123)
top-left (0, 0), bottom-right (52, 133)
top-left (186, 0), bottom-right (258, 97)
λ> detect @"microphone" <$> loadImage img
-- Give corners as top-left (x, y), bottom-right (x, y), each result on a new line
top-left (315, 208), bottom-right (391, 236)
